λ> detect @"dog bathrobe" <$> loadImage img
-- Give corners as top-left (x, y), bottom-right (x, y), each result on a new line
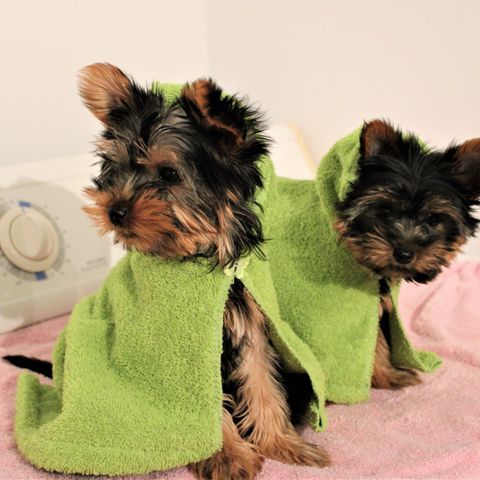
top-left (266, 129), bottom-right (441, 404)
top-left (13, 118), bottom-right (325, 474)
top-left (14, 84), bottom-right (439, 475)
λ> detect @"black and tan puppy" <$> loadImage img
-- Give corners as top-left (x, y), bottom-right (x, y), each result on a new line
top-left (336, 120), bottom-right (480, 389)
top-left (6, 64), bottom-right (329, 479)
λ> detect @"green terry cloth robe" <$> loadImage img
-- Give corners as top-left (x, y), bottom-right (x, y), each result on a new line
top-left (265, 129), bottom-right (441, 404)
top-left (14, 116), bottom-right (326, 474)
top-left (14, 83), bottom-right (440, 475)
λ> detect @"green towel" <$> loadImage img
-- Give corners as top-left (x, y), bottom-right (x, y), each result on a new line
top-left (14, 84), bottom-right (440, 475)
top-left (265, 129), bottom-right (441, 404)
top-left (16, 254), bottom-right (228, 474)
top-left (14, 124), bottom-right (326, 474)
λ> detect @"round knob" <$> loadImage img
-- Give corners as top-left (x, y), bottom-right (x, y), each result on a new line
top-left (10, 213), bottom-right (54, 260)
top-left (0, 206), bottom-right (59, 273)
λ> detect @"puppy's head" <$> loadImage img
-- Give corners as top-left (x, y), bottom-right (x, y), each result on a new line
top-left (79, 63), bottom-right (269, 267)
top-left (336, 119), bottom-right (480, 283)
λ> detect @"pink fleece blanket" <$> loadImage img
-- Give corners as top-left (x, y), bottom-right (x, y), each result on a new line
top-left (1, 260), bottom-right (479, 479)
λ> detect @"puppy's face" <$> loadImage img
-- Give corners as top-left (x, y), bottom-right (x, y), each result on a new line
top-left (79, 64), bottom-right (269, 267)
top-left (336, 120), bottom-right (480, 283)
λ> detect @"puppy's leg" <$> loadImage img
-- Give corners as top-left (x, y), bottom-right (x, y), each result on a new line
top-left (189, 398), bottom-right (263, 480)
top-left (371, 282), bottom-right (421, 389)
top-left (231, 286), bottom-right (330, 468)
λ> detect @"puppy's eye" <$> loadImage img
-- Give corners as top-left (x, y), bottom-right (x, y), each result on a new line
top-left (158, 167), bottom-right (180, 185)
top-left (377, 203), bottom-right (393, 215)
top-left (424, 213), bottom-right (441, 227)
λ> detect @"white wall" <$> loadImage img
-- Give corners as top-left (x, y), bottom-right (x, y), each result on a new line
top-left (3, 1), bottom-right (480, 168)
top-left (0, 1), bottom-right (209, 166)
top-left (207, 0), bottom-right (480, 164)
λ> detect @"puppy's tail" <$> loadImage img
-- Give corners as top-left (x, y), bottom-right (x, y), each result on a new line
top-left (3, 355), bottom-right (53, 378)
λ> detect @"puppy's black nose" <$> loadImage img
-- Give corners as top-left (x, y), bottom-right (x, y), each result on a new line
top-left (108, 206), bottom-right (128, 226)
top-left (394, 248), bottom-right (414, 264)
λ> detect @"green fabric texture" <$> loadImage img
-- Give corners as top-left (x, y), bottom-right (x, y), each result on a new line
top-left (16, 255), bottom-right (229, 474)
top-left (265, 129), bottom-right (441, 404)
top-left (14, 83), bottom-right (440, 475)
top-left (14, 83), bottom-right (326, 474)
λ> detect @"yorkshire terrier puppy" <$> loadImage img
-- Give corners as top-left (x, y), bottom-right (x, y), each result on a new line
top-left (6, 64), bottom-right (328, 480)
top-left (336, 120), bottom-right (480, 389)
top-left (81, 64), bottom-right (329, 479)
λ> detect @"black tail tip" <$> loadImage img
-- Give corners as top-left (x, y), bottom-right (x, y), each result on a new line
top-left (3, 354), bottom-right (53, 378)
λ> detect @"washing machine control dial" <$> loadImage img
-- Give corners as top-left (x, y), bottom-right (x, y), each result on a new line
top-left (0, 206), bottom-right (60, 272)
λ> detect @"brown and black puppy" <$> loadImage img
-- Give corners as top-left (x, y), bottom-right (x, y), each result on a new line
top-left (336, 120), bottom-right (480, 389)
top-left (6, 64), bottom-right (329, 480)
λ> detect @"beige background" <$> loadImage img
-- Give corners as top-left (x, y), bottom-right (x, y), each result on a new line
top-left (0, 1), bottom-right (209, 165)
top-left (2, 0), bottom-right (480, 166)
top-left (207, 0), bottom-right (480, 164)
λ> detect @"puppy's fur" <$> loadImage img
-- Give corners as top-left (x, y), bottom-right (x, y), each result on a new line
top-left (336, 120), bottom-right (480, 388)
top-left (2, 64), bottom-right (328, 480)
top-left (80, 65), bottom-right (267, 269)
top-left (80, 64), bottom-right (329, 479)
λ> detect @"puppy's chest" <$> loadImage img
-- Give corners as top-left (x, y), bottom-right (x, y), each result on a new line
top-left (379, 278), bottom-right (394, 314)
top-left (221, 278), bottom-right (267, 376)
top-left (378, 277), bottom-right (399, 344)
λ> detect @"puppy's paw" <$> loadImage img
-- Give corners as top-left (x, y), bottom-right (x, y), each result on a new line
top-left (190, 442), bottom-right (263, 480)
top-left (258, 433), bottom-right (330, 468)
top-left (372, 366), bottom-right (422, 390)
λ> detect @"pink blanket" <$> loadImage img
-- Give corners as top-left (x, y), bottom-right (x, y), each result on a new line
top-left (1, 260), bottom-right (479, 479)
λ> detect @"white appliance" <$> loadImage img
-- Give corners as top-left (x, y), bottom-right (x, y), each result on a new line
top-left (0, 154), bottom-right (115, 334)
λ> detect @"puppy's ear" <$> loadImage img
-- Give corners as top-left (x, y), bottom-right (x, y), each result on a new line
top-left (78, 63), bottom-right (133, 124)
top-left (181, 79), bottom-right (249, 147)
top-left (360, 119), bottom-right (399, 157)
top-left (451, 138), bottom-right (480, 199)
